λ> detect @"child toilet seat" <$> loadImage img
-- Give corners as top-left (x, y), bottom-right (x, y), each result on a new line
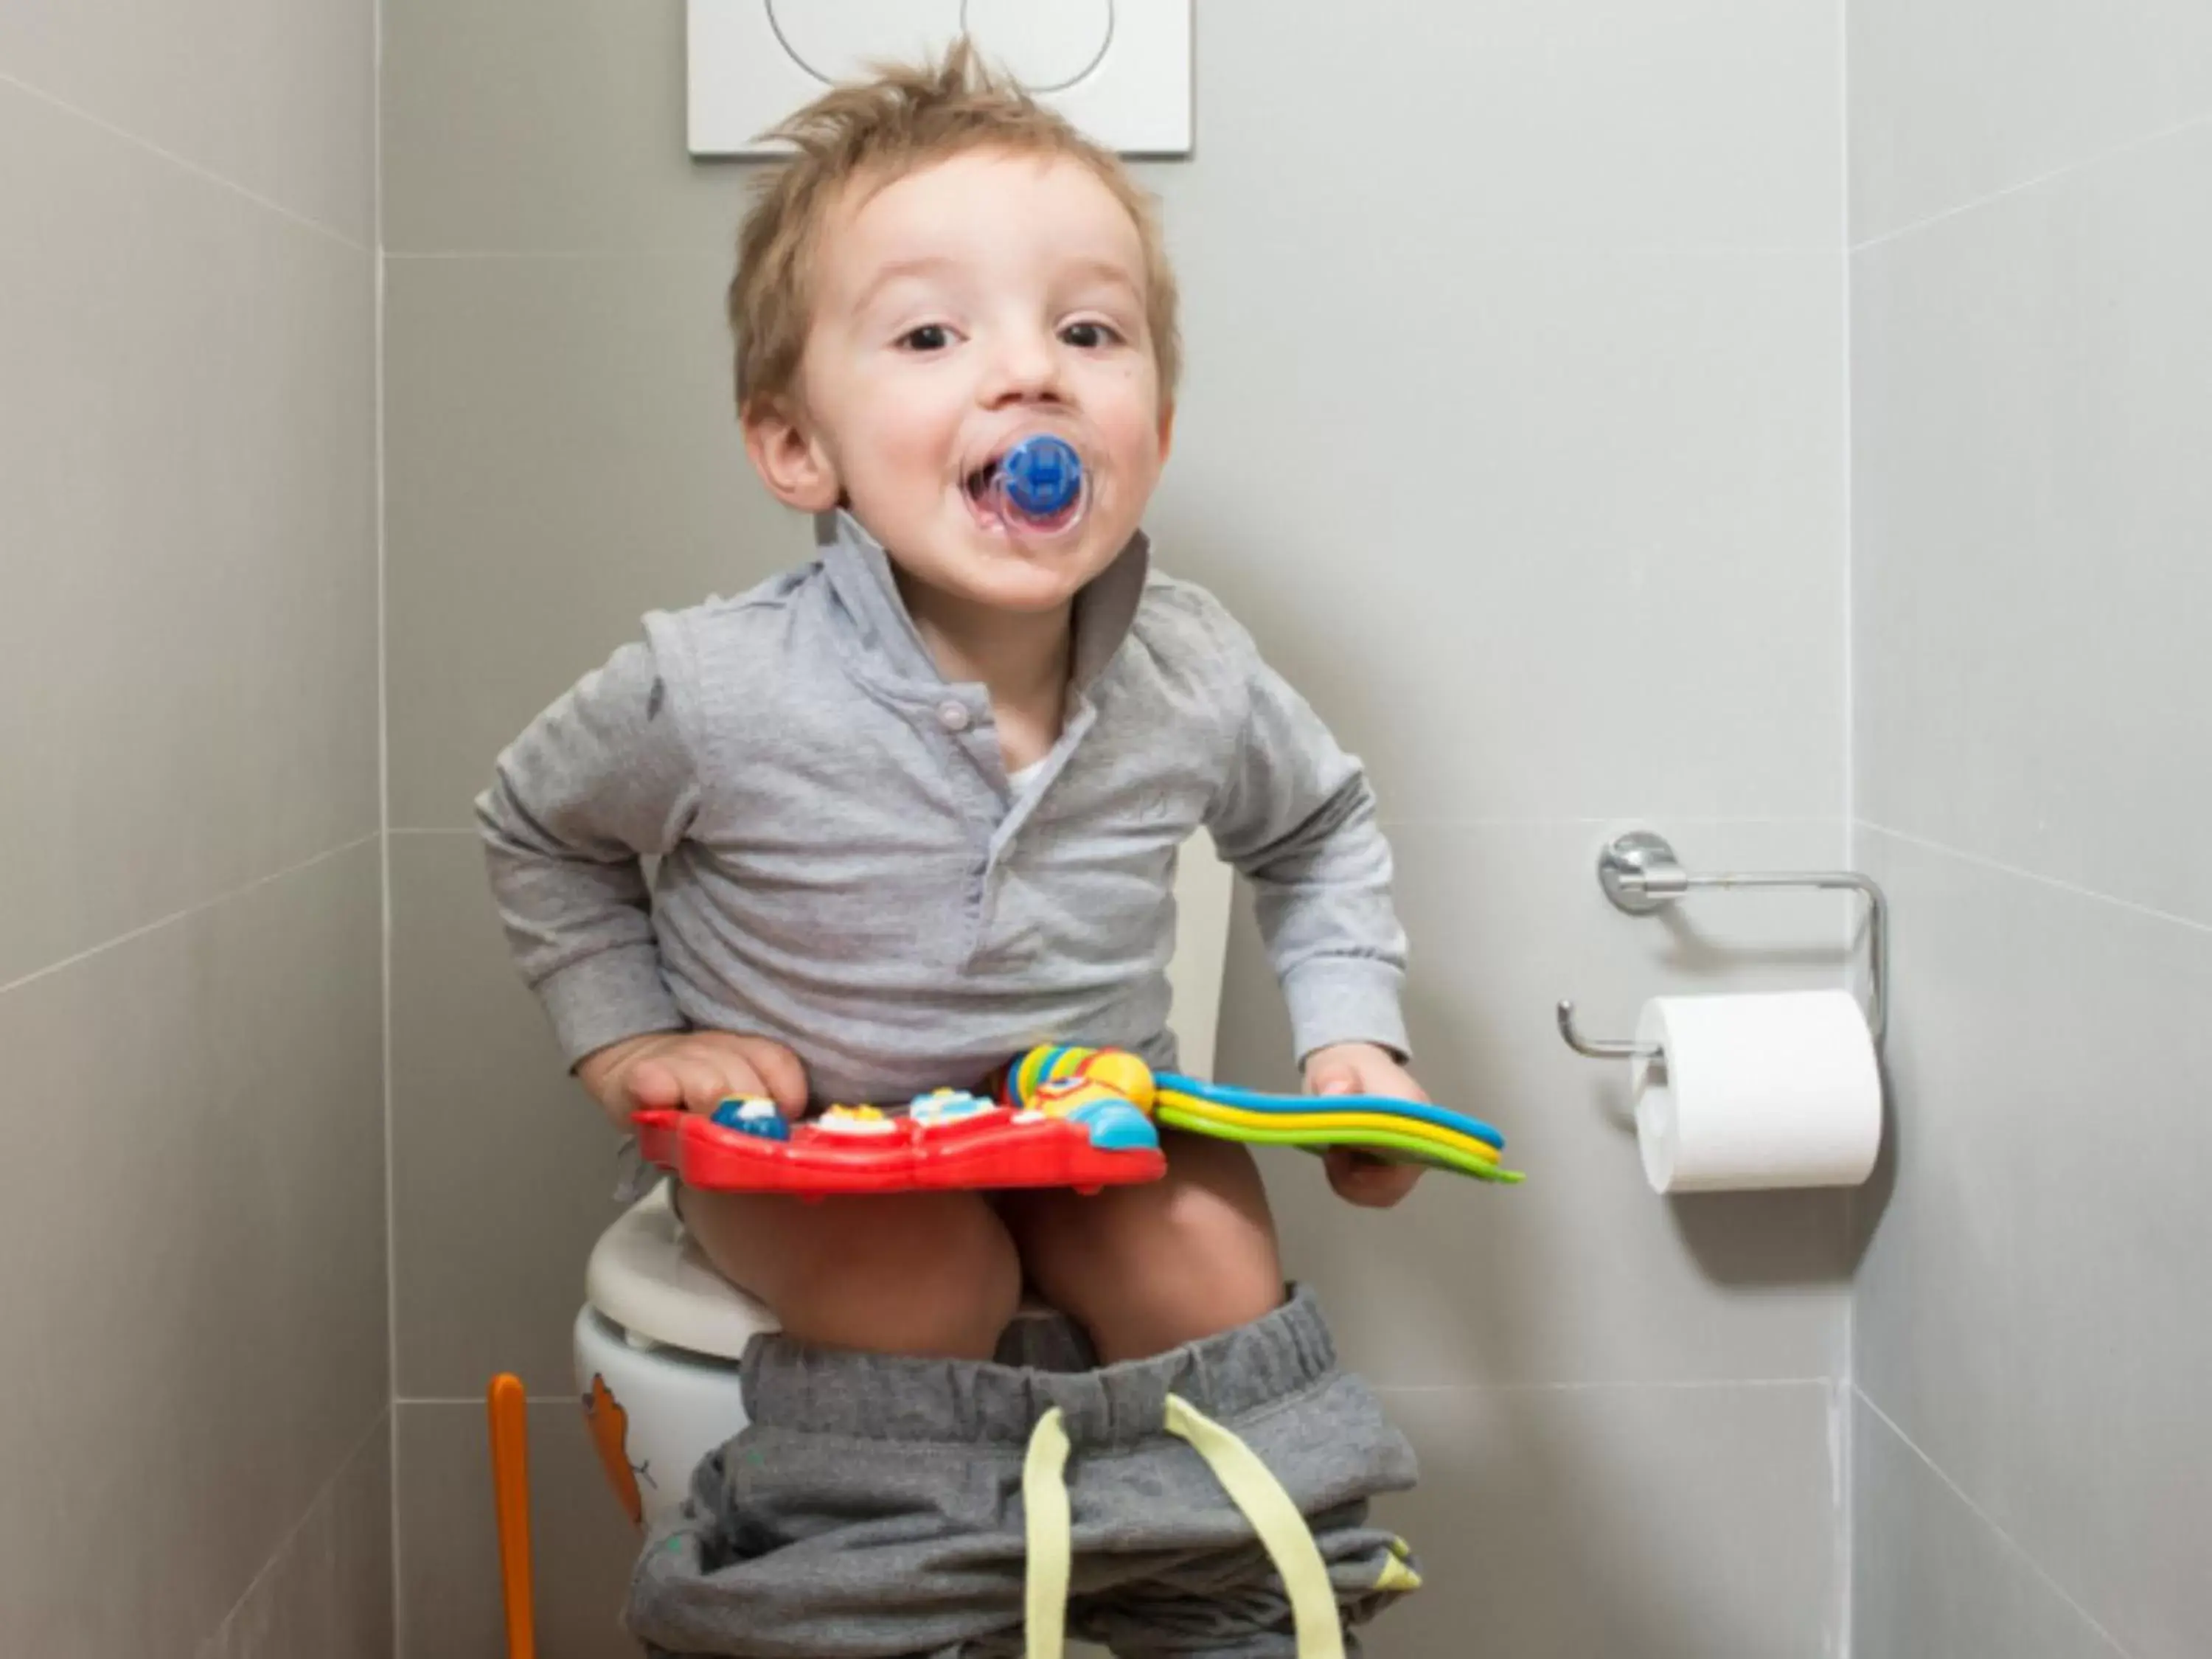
top-left (585, 1184), bottom-right (777, 1360)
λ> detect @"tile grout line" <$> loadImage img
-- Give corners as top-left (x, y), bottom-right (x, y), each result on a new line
top-left (1854, 1388), bottom-right (2140, 1659)
top-left (372, 0), bottom-right (408, 1651)
top-left (0, 66), bottom-right (369, 254)
top-left (1851, 109), bottom-right (2212, 257)
top-left (390, 1378), bottom-right (1841, 1405)
top-left (393, 1377), bottom-right (1837, 1408)
top-left (372, 49), bottom-right (407, 1659)
top-left (1836, 0), bottom-right (1858, 1648)
top-left (200, 1408), bottom-right (392, 1651)
top-left (0, 833), bottom-right (382, 1001)
top-left (1371, 1376), bottom-right (1834, 1396)
top-left (1856, 818), bottom-right (2212, 936)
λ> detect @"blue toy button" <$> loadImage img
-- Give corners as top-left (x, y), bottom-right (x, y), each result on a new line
top-left (711, 1098), bottom-right (790, 1141)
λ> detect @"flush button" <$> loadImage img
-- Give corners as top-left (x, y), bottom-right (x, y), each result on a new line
top-left (936, 700), bottom-right (972, 732)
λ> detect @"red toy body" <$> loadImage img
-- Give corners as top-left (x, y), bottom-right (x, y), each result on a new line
top-left (633, 1084), bottom-right (1165, 1197)
top-left (631, 1046), bottom-right (1518, 1197)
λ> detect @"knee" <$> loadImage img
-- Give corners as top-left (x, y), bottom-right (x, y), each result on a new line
top-left (782, 1194), bottom-right (1022, 1360)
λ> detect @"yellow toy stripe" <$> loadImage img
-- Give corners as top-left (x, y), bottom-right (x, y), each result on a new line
top-left (1155, 1093), bottom-right (1500, 1164)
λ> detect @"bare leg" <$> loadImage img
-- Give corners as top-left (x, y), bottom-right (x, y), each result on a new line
top-left (999, 1133), bottom-right (1284, 1364)
top-left (677, 1186), bottom-right (1022, 1360)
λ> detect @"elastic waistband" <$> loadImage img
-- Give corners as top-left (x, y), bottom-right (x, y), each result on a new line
top-left (740, 1284), bottom-right (1340, 1452)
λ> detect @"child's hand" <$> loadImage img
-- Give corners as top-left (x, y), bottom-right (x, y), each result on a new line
top-left (576, 1030), bottom-right (810, 1133)
top-left (1304, 1042), bottom-right (1427, 1208)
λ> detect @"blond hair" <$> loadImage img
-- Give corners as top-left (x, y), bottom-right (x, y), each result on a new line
top-left (728, 41), bottom-right (1181, 420)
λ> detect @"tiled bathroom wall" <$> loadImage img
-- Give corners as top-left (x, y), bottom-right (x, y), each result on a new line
top-left (0, 4), bottom-right (389, 1655)
top-left (379, 4), bottom-right (1854, 1653)
top-left (13, 2), bottom-right (2202, 1653)
top-left (1847, 6), bottom-right (2212, 1655)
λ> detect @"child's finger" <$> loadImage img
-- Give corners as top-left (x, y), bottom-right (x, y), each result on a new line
top-left (1310, 1064), bottom-right (1360, 1097)
top-left (1326, 1147), bottom-right (1419, 1207)
top-left (624, 1058), bottom-right (684, 1112)
top-left (1324, 1147), bottom-right (1375, 1180)
top-left (672, 1054), bottom-right (748, 1115)
top-left (728, 1038), bottom-right (810, 1117)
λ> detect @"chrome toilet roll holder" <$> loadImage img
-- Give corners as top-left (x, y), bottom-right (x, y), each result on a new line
top-left (1554, 830), bottom-right (1889, 1074)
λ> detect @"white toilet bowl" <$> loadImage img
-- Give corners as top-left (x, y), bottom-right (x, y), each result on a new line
top-left (572, 1184), bottom-right (772, 1526)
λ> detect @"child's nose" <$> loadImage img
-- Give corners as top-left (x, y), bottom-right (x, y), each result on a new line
top-left (979, 330), bottom-right (1065, 406)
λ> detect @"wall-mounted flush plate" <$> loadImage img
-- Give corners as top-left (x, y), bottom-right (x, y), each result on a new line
top-left (687, 1), bottom-right (1192, 158)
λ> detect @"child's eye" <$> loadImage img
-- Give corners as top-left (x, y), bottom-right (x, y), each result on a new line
top-left (1060, 321), bottom-right (1124, 349)
top-left (897, 324), bottom-right (955, 352)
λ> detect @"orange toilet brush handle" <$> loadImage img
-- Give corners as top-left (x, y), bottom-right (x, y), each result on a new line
top-left (486, 1374), bottom-right (537, 1659)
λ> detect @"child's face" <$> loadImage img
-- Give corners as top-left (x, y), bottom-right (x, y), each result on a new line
top-left (752, 148), bottom-right (1171, 616)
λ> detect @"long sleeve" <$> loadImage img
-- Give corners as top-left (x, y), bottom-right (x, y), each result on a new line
top-left (1203, 626), bottom-right (1410, 1065)
top-left (474, 634), bottom-right (702, 1068)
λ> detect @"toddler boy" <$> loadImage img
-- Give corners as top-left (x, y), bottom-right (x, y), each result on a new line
top-left (479, 45), bottom-right (1429, 1656)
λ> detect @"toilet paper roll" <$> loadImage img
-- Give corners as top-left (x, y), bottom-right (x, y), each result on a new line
top-left (1630, 990), bottom-right (1881, 1194)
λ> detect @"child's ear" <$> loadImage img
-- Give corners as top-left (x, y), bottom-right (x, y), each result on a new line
top-left (1158, 403), bottom-right (1176, 464)
top-left (743, 399), bottom-right (841, 512)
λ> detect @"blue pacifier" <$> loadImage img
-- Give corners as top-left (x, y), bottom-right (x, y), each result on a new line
top-left (985, 434), bottom-right (1088, 537)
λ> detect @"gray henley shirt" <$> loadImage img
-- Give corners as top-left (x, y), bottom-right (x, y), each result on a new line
top-left (476, 511), bottom-right (1408, 1105)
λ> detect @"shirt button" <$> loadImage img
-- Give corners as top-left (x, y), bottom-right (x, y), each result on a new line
top-left (936, 700), bottom-right (970, 732)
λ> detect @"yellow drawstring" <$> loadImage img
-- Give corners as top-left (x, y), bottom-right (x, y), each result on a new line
top-left (1021, 1408), bottom-right (1074, 1658)
top-left (1021, 1397), bottom-right (1346, 1659)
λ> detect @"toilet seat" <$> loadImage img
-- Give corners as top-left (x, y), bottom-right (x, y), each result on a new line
top-left (585, 1185), bottom-right (779, 1360)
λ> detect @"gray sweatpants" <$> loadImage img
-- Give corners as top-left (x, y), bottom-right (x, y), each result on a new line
top-left (626, 1287), bottom-right (1422, 1658)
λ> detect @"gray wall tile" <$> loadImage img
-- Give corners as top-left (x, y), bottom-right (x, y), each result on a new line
top-left (1165, 0), bottom-right (1842, 253)
top-left (202, 1418), bottom-right (396, 1659)
top-left (385, 240), bottom-right (1845, 831)
top-left (1852, 124), bottom-right (2212, 921)
top-left (392, 832), bottom-right (633, 1397)
top-left (1226, 821), bottom-right (1854, 1388)
top-left (7, 2), bottom-right (380, 1654)
top-left (1848, 0), bottom-right (2212, 242)
top-left (398, 1400), bottom-right (643, 1659)
top-left (0, 79), bottom-right (380, 985)
top-left (1144, 243), bottom-right (1845, 826)
top-left (384, 0), bottom-right (1840, 257)
top-left (1376, 1382), bottom-right (1841, 1658)
top-left (0, 842), bottom-right (388, 1653)
top-left (0, 0), bottom-right (375, 243)
top-left (381, 0), bottom-right (739, 256)
top-left (1852, 1394), bottom-right (2128, 1659)
top-left (1851, 14), bottom-right (2212, 1655)
top-left (383, 253), bottom-right (788, 829)
top-left (1850, 830), bottom-right (2212, 1657)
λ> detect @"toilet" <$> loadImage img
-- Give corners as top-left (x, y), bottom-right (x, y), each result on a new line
top-left (574, 837), bottom-right (1235, 1526)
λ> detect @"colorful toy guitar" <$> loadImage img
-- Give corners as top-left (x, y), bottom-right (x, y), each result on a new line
top-left (633, 1045), bottom-right (1521, 1196)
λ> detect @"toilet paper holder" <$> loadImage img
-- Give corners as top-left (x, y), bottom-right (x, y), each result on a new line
top-left (1554, 830), bottom-right (1888, 1070)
